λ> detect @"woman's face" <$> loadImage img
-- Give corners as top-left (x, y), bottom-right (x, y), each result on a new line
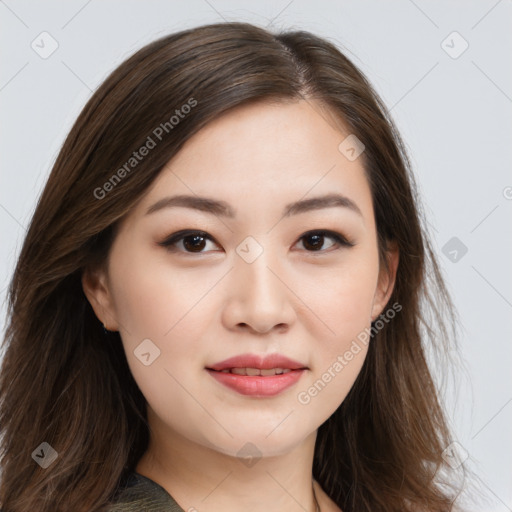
top-left (83, 99), bottom-right (397, 458)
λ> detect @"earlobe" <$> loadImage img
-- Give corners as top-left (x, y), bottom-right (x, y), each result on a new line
top-left (81, 267), bottom-right (119, 331)
top-left (371, 242), bottom-right (399, 321)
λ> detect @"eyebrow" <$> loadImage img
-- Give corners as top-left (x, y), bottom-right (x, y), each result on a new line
top-left (145, 192), bottom-right (363, 218)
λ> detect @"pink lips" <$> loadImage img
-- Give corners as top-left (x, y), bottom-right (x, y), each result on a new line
top-left (205, 353), bottom-right (308, 397)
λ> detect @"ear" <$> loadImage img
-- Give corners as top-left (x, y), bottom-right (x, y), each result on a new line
top-left (81, 265), bottom-right (119, 331)
top-left (370, 240), bottom-right (399, 321)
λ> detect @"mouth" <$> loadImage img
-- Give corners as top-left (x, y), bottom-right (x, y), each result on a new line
top-left (207, 367), bottom-right (300, 376)
top-left (205, 366), bottom-right (307, 397)
top-left (205, 353), bottom-right (308, 397)
top-left (206, 352), bottom-right (308, 372)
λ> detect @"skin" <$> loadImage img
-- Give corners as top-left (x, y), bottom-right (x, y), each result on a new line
top-left (83, 99), bottom-right (398, 512)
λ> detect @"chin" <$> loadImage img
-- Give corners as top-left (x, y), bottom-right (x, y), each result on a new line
top-left (200, 428), bottom-right (307, 460)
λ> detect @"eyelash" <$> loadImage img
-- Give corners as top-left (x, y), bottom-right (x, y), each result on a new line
top-left (158, 229), bottom-right (355, 255)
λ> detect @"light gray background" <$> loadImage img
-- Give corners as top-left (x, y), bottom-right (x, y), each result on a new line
top-left (1, 1), bottom-right (511, 510)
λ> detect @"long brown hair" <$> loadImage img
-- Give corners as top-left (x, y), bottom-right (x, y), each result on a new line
top-left (0, 21), bottom-right (465, 511)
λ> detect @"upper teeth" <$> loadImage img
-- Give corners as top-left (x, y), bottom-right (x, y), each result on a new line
top-left (220, 367), bottom-right (292, 376)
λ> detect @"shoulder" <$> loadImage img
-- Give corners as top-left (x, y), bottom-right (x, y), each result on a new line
top-left (106, 471), bottom-right (184, 512)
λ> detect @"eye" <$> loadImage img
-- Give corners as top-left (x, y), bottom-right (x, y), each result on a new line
top-left (158, 230), bottom-right (220, 254)
top-left (295, 230), bottom-right (355, 253)
top-left (158, 229), bottom-right (355, 254)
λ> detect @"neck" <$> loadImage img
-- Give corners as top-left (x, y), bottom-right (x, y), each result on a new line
top-left (136, 407), bottom-right (321, 512)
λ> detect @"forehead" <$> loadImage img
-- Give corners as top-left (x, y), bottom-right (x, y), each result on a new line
top-left (133, 99), bottom-right (374, 226)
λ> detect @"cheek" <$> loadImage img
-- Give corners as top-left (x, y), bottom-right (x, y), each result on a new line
top-left (292, 250), bottom-right (378, 407)
top-left (108, 253), bottom-right (213, 427)
top-left (296, 248), bottom-right (379, 344)
top-left (108, 248), bottom-right (225, 397)
top-left (109, 246), bottom-right (211, 340)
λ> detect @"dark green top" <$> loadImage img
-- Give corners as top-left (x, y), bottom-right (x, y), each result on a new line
top-left (108, 471), bottom-right (185, 512)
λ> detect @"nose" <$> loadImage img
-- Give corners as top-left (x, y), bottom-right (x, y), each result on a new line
top-left (221, 250), bottom-right (296, 335)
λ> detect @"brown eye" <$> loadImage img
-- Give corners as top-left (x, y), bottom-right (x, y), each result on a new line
top-left (158, 229), bottom-right (355, 255)
top-left (158, 230), bottom-right (219, 254)
top-left (180, 233), bottom-right (208, 252)
top-left (296, 230), bottom-right (355, 252)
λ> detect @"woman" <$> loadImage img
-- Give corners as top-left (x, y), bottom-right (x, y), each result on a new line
top-left (0, 21), bottom-right (465, 511)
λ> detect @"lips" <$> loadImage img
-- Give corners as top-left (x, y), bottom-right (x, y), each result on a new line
top-left (206, 353), bottom-right (308, 372)
top-left (205, 353), bottom-right (308, 397)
